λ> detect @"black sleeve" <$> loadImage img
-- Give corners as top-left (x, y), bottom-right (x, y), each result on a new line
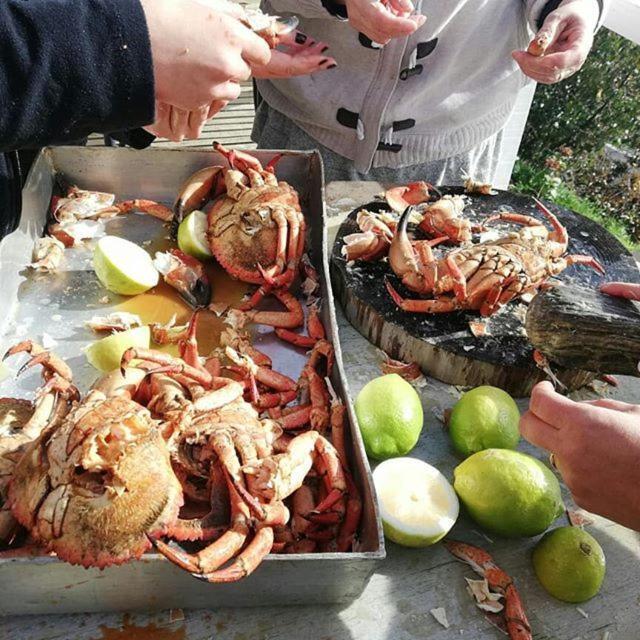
top-left (0, 0), bottom-right (155, 152)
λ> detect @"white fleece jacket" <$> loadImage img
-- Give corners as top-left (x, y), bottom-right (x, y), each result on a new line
top-left (257, 0), bottom-right (606, 172)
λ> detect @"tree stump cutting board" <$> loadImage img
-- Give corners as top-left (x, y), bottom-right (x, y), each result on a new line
top-left (330, 189), bottom-right (639, 397)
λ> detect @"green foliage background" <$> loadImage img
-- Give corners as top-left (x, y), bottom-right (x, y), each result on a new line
top-left (511, 30), bottom-right (640, 247)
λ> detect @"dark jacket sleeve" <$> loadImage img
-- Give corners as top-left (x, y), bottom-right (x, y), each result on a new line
top-left (0, 0), bottom-right (155, 152)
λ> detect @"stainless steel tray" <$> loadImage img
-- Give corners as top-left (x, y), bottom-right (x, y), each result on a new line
top-left (0, 146), bottom-right (385, 615)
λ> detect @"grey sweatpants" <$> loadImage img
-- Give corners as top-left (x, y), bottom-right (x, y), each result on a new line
top-left (252, 102), bottom-right (504, 185)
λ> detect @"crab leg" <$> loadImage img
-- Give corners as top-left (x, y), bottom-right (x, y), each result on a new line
top-left (121, 347), bottom-right (212, 388)
top-left (336, 472), bottom-right (362, 552)
top-left (254, 390), bottom-right (297, 410)
top-left (278, 405), bottom-right (312, 430)
top-left (329, 398), bottom-right (348, 465)
top-left (261, 208), bottom-right (305, 289)
top-left (192, 378), bottom-right (245, 412)
top-left (305, 368), bottom-right (330, 431)
top-left (552, 254), bottom-right (605, 276)
top-left (239, 284), bottom-right (273, 312)
top-left (174, 166), bottom-right (225, 224)
top-left (244, 289), bottom-right (304, 329)
top-left (4, 341), bottom-right (73, 382)
top-left (110, 199), bottom-right (173, 221)
top-left (200, 526), bottom-right (275, 583)
top-left (275, 303), bottom-right (325, 348)
top-left (246, 431), bottom-right (346, 505)
top-left (153, 476), bottom-right (250, 575)
top-left (385, 279), bottom-right (461, 313)
top-left (259, 208), bottom-right (289, 279)
top-left (444, 540), bottom-right (532, 640)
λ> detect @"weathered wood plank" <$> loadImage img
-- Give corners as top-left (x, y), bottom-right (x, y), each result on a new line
top-left (527, 284), bottom-right (640, 375)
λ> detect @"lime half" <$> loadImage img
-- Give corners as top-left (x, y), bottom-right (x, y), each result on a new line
top-left (373, 457), bottom-right (459, 547)
top-left (93, 236), bottom-right (159, 296)
top-left (85, 326), bottom-right (151, 372)
top-left (177, 210), bottom-right (213, 260)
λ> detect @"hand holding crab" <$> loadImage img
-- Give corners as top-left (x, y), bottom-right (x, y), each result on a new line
top-left (512, 0), bottom-right (599, 84)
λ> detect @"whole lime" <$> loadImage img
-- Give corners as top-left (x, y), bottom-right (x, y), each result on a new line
top-left (449, 386), bottom-right (520, 457)
top-left (454, 449), bottom-right (563, 537)
top-left (533, 527), bottom-right (606, 602)
top-left (355, 374), bottom-right (423, 460)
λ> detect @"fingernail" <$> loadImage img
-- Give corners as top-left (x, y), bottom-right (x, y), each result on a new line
top-left (327, 63), bottom-right (337, 69)
top-left (295, 33), bottom-right (307, 44)
top-left (321, 45), bottom-right (329, 53)
top-left (319, 58), bottom-right (329, 65)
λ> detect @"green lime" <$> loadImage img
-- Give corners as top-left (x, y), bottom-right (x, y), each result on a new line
top-left (93, 236), bottom-right (159, 296)
top-left (355, 374), bottom-right (423, 460)
top-left (533, 527), bottom-right (605, 602)
top-left (454, 449), bottom-right (563, 537)
top-left (449, 385), bottom-right (520, 457)
top-left (85, 326), bottom-right (151, 372)
top-left (373, 457), bottom-right (459, 547)
top-left (177, 210), bottom-right (213, 260)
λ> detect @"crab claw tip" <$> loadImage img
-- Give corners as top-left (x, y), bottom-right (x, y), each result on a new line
top-left (180, 279), bottom-right (212, 309)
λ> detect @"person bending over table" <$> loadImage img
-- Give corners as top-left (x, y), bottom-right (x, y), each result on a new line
top-left (521, 282), bottom-right (640, 532)
top-left (251, 0), bottom-right (606, 184)
top-left (0, 0), bottom-right (333, 240)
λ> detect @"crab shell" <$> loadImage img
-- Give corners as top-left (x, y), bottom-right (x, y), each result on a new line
top-left (8, 394), bottom-right (183, 568)
top-left (207, 182), bottom-right (301, 284)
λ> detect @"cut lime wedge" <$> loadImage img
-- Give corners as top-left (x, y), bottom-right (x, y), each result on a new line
top-left (373, 457), bottom-right (459, 547)
top-left (85, 326), bottom-right (150, 372)
top-left (93, 236), bottom-right (159, 296)
top-left (177, 210), bottom-right (213, 260)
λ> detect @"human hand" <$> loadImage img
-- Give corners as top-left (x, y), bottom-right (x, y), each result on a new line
top-left (251, 32), bottom-right (337, 79)
top-left (144, 101), bottom-right (229, 142)
top-left (600, 281), bottom-right (640, 302)
top-left (512, 0), bottom-right (598, 84)
top-left (521, 380), bottom-right (640, 530)
top-left (343, 0), bottom-right (426, 46)
top-left (140, 0), bottom-right (271, 111)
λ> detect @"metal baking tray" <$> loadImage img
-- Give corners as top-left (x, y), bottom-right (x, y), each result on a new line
top-left (0, 146), bottom-right (385, 615)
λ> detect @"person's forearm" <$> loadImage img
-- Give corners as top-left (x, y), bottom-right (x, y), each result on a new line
top-left (0, 0), bottom-right (155, 152)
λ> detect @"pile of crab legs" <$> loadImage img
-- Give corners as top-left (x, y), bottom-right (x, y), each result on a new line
top-left (0, 310), bottom-right (361, 581)
top-left (0, 144), bottom-right (363, 582)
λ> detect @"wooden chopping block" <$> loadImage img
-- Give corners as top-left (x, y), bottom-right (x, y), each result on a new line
top-left (525, 284), bottom-right (640, 376)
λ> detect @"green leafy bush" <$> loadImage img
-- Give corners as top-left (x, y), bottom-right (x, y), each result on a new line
top-left (512, 29), bottom-right (640, 248)
top-left (520, 30), bottom-right (640, 164)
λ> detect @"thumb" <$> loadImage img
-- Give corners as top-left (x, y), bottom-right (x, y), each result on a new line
top-left (528, 12), bottom-right (564, 56)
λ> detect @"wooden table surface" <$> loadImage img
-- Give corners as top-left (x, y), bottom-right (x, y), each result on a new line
top-left (3, 182), bottom-right (639, 640)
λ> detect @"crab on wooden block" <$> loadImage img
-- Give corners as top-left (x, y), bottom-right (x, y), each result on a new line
top-left (385, 199), bottom-right (604, 317)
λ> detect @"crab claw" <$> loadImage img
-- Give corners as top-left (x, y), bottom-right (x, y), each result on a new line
top-left (153, 249), bottom-right (212, 308)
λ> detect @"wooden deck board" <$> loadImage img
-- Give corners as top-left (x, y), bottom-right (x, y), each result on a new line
top-left (88, 81), bottom-right (257, 150)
